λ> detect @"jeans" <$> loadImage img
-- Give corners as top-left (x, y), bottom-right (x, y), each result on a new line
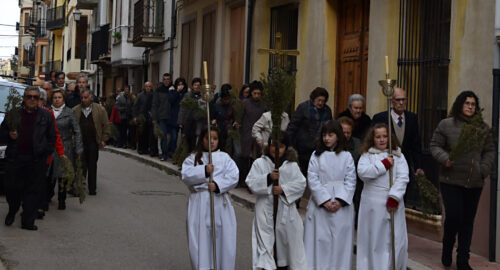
top-left (166, 124), bottom-right (178, 157)
top-left (158, 120), bottom-right (169, 159)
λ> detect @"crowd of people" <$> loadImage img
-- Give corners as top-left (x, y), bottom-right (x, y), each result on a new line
top-left (0, 69), bottom-right (494, 270)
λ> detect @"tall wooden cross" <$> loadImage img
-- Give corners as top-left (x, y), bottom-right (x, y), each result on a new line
top-left (258, 32), bottom-right (300, 68)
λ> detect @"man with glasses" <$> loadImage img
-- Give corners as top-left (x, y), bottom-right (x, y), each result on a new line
top-left (372, 87), bottom-right (423, 199)
top-left (0, 86), bottom-right (56, 230)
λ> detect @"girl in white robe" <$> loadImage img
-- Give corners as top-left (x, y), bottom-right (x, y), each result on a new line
top-left (181, 128), bottom-right (239, 270)
top-left (304, 119), bottom-right (357, 270)
top-left (356, 123), bottom-right (409, 270)
top-left (245, 135), bottom-right (307, 270)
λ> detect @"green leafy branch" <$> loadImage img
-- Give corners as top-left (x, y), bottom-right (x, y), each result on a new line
top-left (449, 110), bottom-right (490, 161)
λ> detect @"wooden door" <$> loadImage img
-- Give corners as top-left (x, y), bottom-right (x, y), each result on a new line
top-left (201, 11), bottom-right (216, 83)
top-left (229, 6), bottom-right (245, 92)
top-left (181, 20), bottom-right (196, 83)
top-left (335, 0), bottom-right (369, 115)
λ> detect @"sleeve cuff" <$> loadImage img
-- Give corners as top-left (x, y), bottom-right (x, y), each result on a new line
top-left (205, 166), bottom-right (210, 178)
top-left (213, 181), bottom-right (220, 194)
top-left (335, 198), bottom-right (348, 207)
top-left (381, 158), bottom-right (392, 170)
top-left (267, 174), bottom-right (273, 186)
top-left (386, 197), bottom-right (399, 208)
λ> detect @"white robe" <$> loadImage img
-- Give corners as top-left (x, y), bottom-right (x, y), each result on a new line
top-left (181, 151), bottom-right (239, 270)
top-left (356, 147), bottom-right (409, 270)
top-left (245, 156), bottom-right (307, 270)
top-left (304, 150), bottom-right (356, 270)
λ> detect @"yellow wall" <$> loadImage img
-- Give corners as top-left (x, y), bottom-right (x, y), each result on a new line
top-left (53, 34), bottom-right (63, 62)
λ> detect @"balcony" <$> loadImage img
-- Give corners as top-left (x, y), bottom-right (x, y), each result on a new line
top-left (35, 20), bottom-right (47, 38)
top-left (91, 24), bottom-right (111, 63)
top-left (76, 0), bottom-right (98, 10)
top-left (46, 60), bottom-right (62, 72)
top-left (133, 0), bottom-right (164, 47)
top-left (47, 3), bottom-right (66, 30)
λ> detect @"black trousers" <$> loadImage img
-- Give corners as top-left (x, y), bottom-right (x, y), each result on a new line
top-left (83, 140), bottom-right (99, 193)
top-left (440, 183), bottom-right (483, 261)
top-left (5, 156), bottom-right (46, 226)
top-left (138, 121), bottom-right (156, 154)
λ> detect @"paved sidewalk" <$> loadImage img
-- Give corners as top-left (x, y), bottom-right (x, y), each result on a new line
top-left (104, 146), bottom-right (500, 270)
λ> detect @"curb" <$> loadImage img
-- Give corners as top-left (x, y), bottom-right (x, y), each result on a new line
top-left (103, 146), bottom-right (431, 270)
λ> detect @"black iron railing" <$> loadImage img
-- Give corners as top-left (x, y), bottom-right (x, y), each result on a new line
top-left (133, 0), bottom-right (164, 44)
top-left (47, 3), bottom-right (65, 30)
top-left (91, 24), bottom-right (110, 62)
top-left (35, 19), bottom-right (47, 38)
top-left (397, 0), bottom-right (452, 211)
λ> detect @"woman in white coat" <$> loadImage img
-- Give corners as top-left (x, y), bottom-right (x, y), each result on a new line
top-left (245, 135), bottom-right (307, 270)
top-left (181, 128), bottom-right (239, 270)
top-left (357, 123), bottom-right (409, 270)
top-left (303, 120), bottom-right (356, 270)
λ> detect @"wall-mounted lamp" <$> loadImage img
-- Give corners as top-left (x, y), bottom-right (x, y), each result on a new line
top-left (73, 9), bottom-right (82, 22)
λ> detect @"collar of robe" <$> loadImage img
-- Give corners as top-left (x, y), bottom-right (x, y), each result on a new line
top-left (265, 153), bottom-right (287, 167)
top-left (368, 146), bottom-right (402, 157)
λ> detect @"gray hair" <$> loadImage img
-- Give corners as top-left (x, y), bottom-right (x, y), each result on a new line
top-left (348, 94), bottom-right (365, 107)
top-left (76, 73), bottom-right (88, 82)
top-left (39, 88), bottom-right (47, 101)
top-left (24, 86), bottom-right (40, 95)
top-left (80, 88), bottom-right (92, 95)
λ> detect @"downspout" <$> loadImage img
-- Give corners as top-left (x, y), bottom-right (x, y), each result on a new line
top-left (244, 0), bottom-right (254, 84)
top-left (169, 0), bottom-right (176, 76)
top-left (490, 68), bottom-right (500, 262)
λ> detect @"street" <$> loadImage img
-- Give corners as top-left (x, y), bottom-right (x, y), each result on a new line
top-left (0, 151), bottom-right (253, 270)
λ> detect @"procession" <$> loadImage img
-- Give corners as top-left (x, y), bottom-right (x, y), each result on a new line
top-left (1, 0), bottom-right (500, 269)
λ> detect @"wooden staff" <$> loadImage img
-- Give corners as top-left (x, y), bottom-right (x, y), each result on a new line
top-left (272, 136), bottom-right (279, 264)
top-left (203, 61), bottom-right (217, 270)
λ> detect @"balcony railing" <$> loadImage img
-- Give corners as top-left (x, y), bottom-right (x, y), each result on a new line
top-left (91, 24), bottom-right (111, 63)
top-left (46, 60), bottom-right (62, 73)
top-left (28, 47), bottom-right (35, 63)
top-left (133, 0), bottom-right (164, 47)
top-left (76, 0), bottom-right (98, 10)
top-left (35, 20), bottom-right (47, 38)
top-left (47, 3), bottom-right (66, 30)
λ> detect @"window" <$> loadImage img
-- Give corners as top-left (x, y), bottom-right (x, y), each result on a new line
top-left (75, 16), bottom-right (88, 59)
top-left (269, 3), bottom-right (299, 71)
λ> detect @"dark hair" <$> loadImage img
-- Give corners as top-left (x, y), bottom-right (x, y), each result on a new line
top-left (163, 73), bottom-right (171, 78)
top-left (220, 84), bottom-right (232, 98)
top-left (55, 71), bottom-right (65, 79)
top-left (309, 87), bottom-right (329, 102)
top-left (192, 77), bottom-right (202, 85)
top-left (174, 77), bottom-right (187, 89)
top-left (51, 89), bottom-right (66, 101)
top-left (449, 90), bottom-right (480, 119)
top-left (194, 128), bottom-right (220, 165)
top-left (337, 116), bottom-right (354, 128)
top-left (239, 84), bottom-right (249, 99)
top-left (315, 120), bottom-right (346, 156)
top-left (264, 133), bottom-right (290, 156)
top-left (124, 85), bottom-right (131, 90)
top-left (249, 80), bottom-right (263, 94)
top-left (359, 123), bottom-right (400, 154)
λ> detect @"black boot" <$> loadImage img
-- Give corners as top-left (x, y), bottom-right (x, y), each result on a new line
top-left (457, 256), bottom-right (473, 270)
top-left (58, 201), bottom-right (66, 210)
top-left (441, 244), bottom-right (453, 267)
top-left (58, 183), bottom-right (66, 210)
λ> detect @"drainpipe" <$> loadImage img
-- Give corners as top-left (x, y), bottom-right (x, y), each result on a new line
top-left (169, 0), bottom-right (176, 76)
top-left (244, 0), bottom-right (254, 84)
top-left (491, 68), bottom-right (500, 262)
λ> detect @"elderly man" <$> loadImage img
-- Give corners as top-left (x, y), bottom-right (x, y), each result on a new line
top-left (336, 94), bottom-right (372, 140)
top-left (41, 81), bottom-right (53, 107)
top-left (0, 86), bottom-right (56, 230)
top-left (133, 82), bottom-right (156, 155)
top-left (73, 89), bottom-right (110, 195)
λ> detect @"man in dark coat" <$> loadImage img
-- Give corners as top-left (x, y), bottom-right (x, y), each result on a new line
top-left (115, 85), bottom-right (133, 148)
top-left (287, 87), bottom-right (332, 176)
top-left (152, 73), bottom-right (172, 160)
top-left (1, 86), bottom-right (56, 230)
top-left (133, 82), bottom-right (156, 155)
top-left (178, 78), bottom-right (206, 152)
top-left (336, 94), bottom-right (371, 141)
top-left (166, 77), bottom-right (187, 158)
top-left (372, 87), bottom-right (423, 203)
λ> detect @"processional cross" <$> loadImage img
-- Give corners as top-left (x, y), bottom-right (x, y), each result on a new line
top-left (257, 32), bottom-right (300, 68)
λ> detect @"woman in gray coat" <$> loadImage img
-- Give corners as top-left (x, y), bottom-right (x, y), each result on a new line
top-left (51, 89), bottom-right (84, 210)
top-left (430, 91), bottom-right (495, 270)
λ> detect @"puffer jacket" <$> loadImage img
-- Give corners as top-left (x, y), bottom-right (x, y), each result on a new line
top-left (430, 116), bottom-right (495, 188)
top-left (151, 85), bottom-right (171, 121)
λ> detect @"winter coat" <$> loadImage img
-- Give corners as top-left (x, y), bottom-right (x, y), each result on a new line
top-left (73, 103), bottom-right (111, 145)
top-left (336, 109), bottom-right (372, 140)
top-left (115, 93), bottom-right (132, 121)
top-left (241, 98), bottom-right (267, 157)
top-left (51, 105), bottom-right (84, 179)
top-left (287, 100), bottom-right (332, 154)
top-left (251, 111), bottom-right (290, 147)
top-left (167, 87), bottom-right (187, 127)
top-left (151, 85), bottom-right (171, 121)
top-left (0, 107), bottom-right (57, 160)
top-left (430, 116), bottom-right (495, 188)
top-left (132, 91), bottom-right (153, 120)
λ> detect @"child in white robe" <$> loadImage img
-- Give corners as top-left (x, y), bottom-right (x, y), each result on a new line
top-left (356, 123), bottom-right (409, 270)
top-left (303, 120), bottom-right (357, 270)
top-left (181, 128), bottom-right (239, 270)
top-left (245, 135), bottom-right (307, 270)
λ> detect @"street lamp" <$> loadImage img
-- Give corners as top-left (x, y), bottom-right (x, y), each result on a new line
top-left (73, 9), bottom-right (82, 22)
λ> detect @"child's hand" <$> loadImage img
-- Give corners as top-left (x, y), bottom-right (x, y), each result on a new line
top-left (330, 200), bottom-right (342, 213)
top-left (208, 182), bottom-right (217, 192)
top-left (270, 169), bottom-right (279, 180)
top-left (206, 164), bottom-right (214, 174)
top-left (387, 154), bottom-right (394, 166)
top-left (272, 185), bottom-right (283, 195)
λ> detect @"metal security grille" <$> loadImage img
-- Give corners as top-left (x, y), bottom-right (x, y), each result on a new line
top-left (397, 0), bottom-right (451, 212)
top-left (269, 3), bottom-right (298, 72)
top-left (397, 0), bottom-right (451, 149)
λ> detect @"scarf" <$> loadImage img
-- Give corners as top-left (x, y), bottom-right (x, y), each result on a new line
top-left (82, 104), bottom-right (93, 118)
top-left (52, 104), bottom-right (65, 119)
top-left (367, 147), bottom-right (402, 157)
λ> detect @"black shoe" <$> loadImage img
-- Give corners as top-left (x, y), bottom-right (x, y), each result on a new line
top-left (21, 224), bottom-right (38, 231)
top-left (36, 211), bottom-right (44, 220)
top-left (457, 256), bottom-right (473, 270)
top-left (4, 213), bottom-right (15, 226)
top-left (58, 201), bottom-right (66, 210)
top-left (89, 191), bottom-right (96, 195)
top-left (442, 245), bottom-right (453, 267)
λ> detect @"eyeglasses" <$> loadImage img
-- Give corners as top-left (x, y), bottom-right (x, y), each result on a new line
top-left (464, 101), bottom-right (476, 107)
top-left (24, 94), bottom-right (40, 100)
top-left (392, 98), bottom-right (407, 103)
